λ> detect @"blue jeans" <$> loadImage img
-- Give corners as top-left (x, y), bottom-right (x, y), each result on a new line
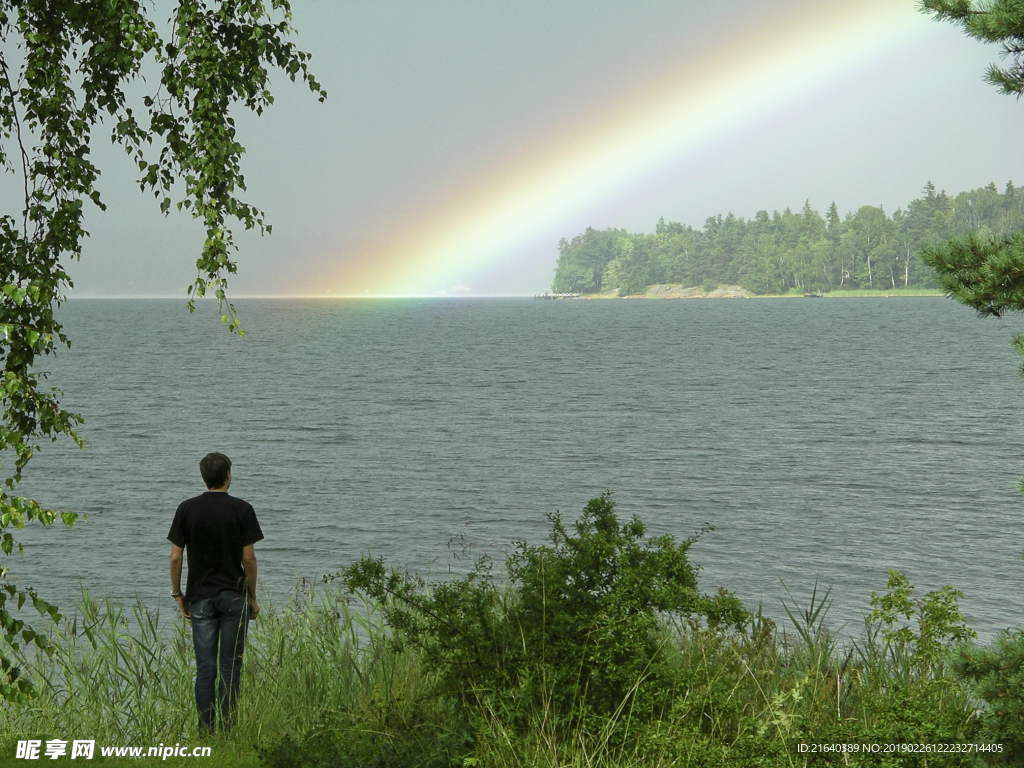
top-left (190, 591), bottom-right (248, 732)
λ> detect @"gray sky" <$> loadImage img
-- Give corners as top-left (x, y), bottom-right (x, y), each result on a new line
top-left (49, 0), bottom-right (1024, 297)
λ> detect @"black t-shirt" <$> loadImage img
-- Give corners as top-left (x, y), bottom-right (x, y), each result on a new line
top-left (167, 492), bottom-right (264, 608)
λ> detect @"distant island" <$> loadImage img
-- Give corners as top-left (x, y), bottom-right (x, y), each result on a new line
top-left (551, 181), bottom-right (1022, 298)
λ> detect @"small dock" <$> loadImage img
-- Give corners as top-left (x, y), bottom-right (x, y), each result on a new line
top-left (533, 293), bottom-right (579, 299)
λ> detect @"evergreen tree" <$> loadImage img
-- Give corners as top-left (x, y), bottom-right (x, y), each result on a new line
top-left (826, 202), bottom-right (841, 238)
top-left (917, 1), bottom-right (1024, 368)
top-left (921, 0), bottom-right (1024, 96)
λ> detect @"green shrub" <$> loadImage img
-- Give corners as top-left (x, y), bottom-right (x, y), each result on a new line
top-left (952, 630), bottom-right (1024, 765)
top-left (865, 569), bottom-right (976, 677)
top-left (339, 492), bottom-right (748, 736)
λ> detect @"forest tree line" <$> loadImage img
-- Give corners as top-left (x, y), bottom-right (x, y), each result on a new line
top-left (551, 182), bottom-right (1024, 295)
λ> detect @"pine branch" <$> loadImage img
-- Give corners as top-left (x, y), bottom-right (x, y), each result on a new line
top-left (920, 232), bottom-right (1024, 317)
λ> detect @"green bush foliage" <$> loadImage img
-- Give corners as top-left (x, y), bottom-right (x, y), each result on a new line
top-left (340, 493), bottom-right (748, 734)
top-left (865, 569), bottom-right (976, 675)
top-left (952, 630), bottom-right (1024, 766)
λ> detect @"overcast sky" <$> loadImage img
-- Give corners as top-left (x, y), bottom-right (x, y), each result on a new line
top-left (49, 0), bottom-right (1024, 297)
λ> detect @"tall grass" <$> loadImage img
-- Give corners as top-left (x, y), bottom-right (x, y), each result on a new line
top-left (0, 583), bottom-right (417, 765)
top-left (0, 579), bottom-right (981, 767)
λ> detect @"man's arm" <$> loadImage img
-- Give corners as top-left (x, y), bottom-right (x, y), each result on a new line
top-left (169, 544), bottom-right (189, 619)
top-left (242, 543), bottom-right (259, 619)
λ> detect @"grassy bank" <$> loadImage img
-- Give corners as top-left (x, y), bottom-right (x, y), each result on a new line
top-left (578, 285), bottom-right (944, 299)
top-left (754, 288), bottom-right (943, 298)
top-left (812, 288), bottom-right (943, 298)
top-left (0, 498), bottom-right (1008, 767)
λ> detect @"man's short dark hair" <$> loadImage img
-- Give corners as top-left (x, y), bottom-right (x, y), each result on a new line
top-left (200, 452), bottom-right (232, 489)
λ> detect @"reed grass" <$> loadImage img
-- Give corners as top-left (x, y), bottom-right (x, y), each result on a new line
top-left (0, 578), bottom-right (979, 768)
top-left (0, 582), bottom-right (397, 766)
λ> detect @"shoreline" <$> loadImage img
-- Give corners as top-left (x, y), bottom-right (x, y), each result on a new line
top-left (573, 284), bottom-right (943, 300)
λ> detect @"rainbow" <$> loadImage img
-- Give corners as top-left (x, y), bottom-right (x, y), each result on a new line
top-left (325, 0), bottom-right (935, 296)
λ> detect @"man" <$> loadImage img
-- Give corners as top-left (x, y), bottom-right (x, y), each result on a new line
top-left (168, 452), bottom-right (263, 733)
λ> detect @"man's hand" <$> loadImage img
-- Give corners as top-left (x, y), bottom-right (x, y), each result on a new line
top-left (170, 544), bottom-right (188, 619)
top-left (242, 543), bottom-right (258, 620)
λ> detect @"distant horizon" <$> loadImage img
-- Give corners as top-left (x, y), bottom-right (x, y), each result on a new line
top-left (62, 293), bottom-right (542, 300)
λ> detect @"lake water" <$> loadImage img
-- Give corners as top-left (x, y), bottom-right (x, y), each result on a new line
top-left (10, 297), bottom-right (1024, 642)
